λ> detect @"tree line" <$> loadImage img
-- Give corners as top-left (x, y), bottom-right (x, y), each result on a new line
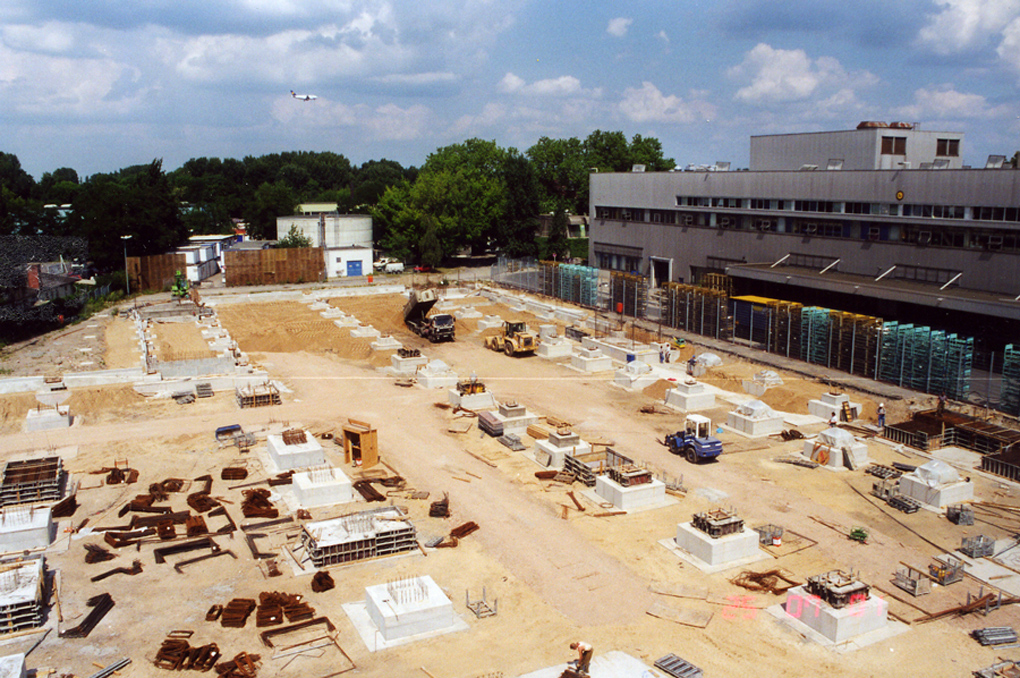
top-left (0, 131), bottom-right (674, 278)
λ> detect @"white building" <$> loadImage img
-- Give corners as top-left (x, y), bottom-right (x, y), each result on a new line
top-left (276, 213), bottom-right (373, 279)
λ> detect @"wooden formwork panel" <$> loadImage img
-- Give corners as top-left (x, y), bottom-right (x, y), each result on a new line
top-left (224, 248), bottom-right (324, 287)
top-left (128, 253), bottom-right (187, 292)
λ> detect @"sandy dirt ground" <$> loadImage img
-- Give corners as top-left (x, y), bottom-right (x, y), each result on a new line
top-left (150, 321), bottom-right (217, 362)
top-left (0, 288), bottom-right (1016, 678)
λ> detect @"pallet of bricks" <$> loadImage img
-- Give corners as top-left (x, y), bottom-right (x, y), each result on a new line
top-left (610, 271), bottom-right (647, 318)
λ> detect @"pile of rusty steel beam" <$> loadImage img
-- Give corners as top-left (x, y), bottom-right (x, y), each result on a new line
top-left (430, 493), bottom-right (450, 518)
top-left (352, 480), bottom-right (385, 502)
top-left (221, 467), bottom-right (248, 481)
top-left (90, 560), bottom-right (142, 583)
top-left (104, 528), bottom-right (155, 548)
top-left (220, 599), bottom-right (257, 628)
top-left (451, 521), bottom-right (479, 539)
top-left (254, 592), bottom-right (315, 628)
top-left (215, 652), bottom-right (261, 678)
top-left (915, 589), bottom-right (1020, 624)
top-left (154, 537), bottom-right (221, 564)
top-left (154, 634), bottom-right (222, 671)
top-left (729, 569), bottom-right (800, 595)
top-left (311, 571), bottom-right (335, 593)
top-left (60, 593), bottom-right (115, 639)
top-left (84, 543), bottom-right (115, 564)
top-left (241, 490), bottom-right (278, 519)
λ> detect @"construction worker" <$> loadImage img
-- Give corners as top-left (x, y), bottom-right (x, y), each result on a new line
top-left (877, 403), bottom-right (886, 428)
top-left (937, 392), bottom-right (947, 416)
top-left (569, 641), bottom-right (593, 675)
top-left (829, 411), bottom-right (838, 428)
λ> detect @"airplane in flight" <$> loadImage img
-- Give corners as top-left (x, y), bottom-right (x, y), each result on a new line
top-left (290, 90), bottom-right (318, 101)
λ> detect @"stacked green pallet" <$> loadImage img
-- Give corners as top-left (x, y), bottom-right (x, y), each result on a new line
top-left (1002, 345), bottom-right (1020, 416)
top-left (800, 307), bottom-right (830, 366)
top-left (944, 334), bottom-right (973, 401)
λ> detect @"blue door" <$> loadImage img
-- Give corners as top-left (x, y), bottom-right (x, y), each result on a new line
top-left (347, 260), bottom-right (363, 277)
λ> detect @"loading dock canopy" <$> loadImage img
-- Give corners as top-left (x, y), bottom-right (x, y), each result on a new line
top-left (725, 263), bottom-right (1020, 322)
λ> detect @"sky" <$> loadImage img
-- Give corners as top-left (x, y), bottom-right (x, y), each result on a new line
top-left (2, 0), bottom-right (1019, 180)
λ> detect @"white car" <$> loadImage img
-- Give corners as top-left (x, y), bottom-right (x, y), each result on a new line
top-left (384, 262), bottom-right (404, 273)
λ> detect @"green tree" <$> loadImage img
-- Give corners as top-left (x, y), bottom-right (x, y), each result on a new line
top-left (244, 182), bottom-right (296, 240)
top-left (498, 150), bottom-right (539, 257)
top-left (527, 136), bottom-right (588, 215)
top-left (420, 216), bottom-right (443, 269)
top-left (277, 224), bottom-right (312, 248)
top-left (546, 207), bottom-right (571, 262)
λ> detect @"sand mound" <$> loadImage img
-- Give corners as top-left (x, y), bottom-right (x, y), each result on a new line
top-left (0, 393), bottom-right (41, 432)
top-left (643, 378), bottom-right (676, 401)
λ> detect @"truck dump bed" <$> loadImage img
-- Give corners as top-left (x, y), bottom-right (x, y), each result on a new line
top-left (403, 289), bottom-right (438, 323)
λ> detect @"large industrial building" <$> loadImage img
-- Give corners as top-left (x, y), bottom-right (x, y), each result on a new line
top-left (276, 206), bottom-right (373, 279)
top-left (588, 123), bottom-right (1020, 349)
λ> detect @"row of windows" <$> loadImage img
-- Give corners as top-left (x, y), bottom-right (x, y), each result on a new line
top-left (654, 199), bottom-right (1020, 222)
top-left (595, 252), bottom-right (641, 273)
top-left (597, 206), bottom-right (1020, 252)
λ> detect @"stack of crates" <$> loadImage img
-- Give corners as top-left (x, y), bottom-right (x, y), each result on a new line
top-left (826, 311), bottom-right (882, 378)
top-left (879, 322), bottom-right (910, 384)
top-left (701, 272), bottom-right (734, 297)
top-left (610, 272), bottom-right (647, 318)
top-left (800, 307), bottom-right (830, 366)
top-left (1002, 345), bottom-right (1020, 416)
top-left (876, 323), bottom-right (974, 398)
top-left (538, 261), bottom-right (557, 297)
top-left (766, 300), bottom-right (803, 358)
top-left (944, 334), bottom-right (973, 401)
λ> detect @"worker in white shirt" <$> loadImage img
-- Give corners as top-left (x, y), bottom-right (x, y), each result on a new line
top-left (569, 641), bottom-right (593, 675)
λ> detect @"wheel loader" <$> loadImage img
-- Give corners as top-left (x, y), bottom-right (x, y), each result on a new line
top-left (484, 321), bottom-right (538, 357)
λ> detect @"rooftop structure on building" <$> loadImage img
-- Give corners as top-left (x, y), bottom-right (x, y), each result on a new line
top-left (589, 122), bottom-right (1020, 348)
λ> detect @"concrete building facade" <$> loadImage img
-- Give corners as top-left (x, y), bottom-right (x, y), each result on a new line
top-left (588, 125), bottom-right (1020, 345)
top-left (276, 213), bottom-right (374, 278)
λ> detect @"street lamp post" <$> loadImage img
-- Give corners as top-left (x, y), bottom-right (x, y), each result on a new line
top-left (121, 235), bottom-right (133, 296)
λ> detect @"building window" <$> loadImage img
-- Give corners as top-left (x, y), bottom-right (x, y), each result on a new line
top-left (936, 138), bottom-right (960, 157)
top-left (881, 136), bottom-right (907, 155)
top-left (794, 200), bottom-right (835, 213)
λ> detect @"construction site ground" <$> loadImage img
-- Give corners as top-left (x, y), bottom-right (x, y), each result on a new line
top-left (0, 278), bottom-right (1018, 678)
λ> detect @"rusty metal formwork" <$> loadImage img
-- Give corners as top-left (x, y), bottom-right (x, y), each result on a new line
top-left (692, 508), bottom-right (744, 538)
top-left (0, 457), bottom-right (65, 508)
top-left (281, 429), bottom-right (307, 446)
top-left (805, 570), bottom-right (870, 609)
top-left (607, 464), bottom-right (651, 487)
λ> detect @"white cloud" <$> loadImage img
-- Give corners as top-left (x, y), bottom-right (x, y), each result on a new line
top-left (1, 22), bottom-right (77, 55)
top-left (497, 72), bottom-right (598, 97)
top-left (372, 71), bottom-right (457, 86)
top-left (270, 96), bottom-right (430, 141)
top-left (894, 84), bottom-right (1011, 119)
top-left (728, 43), bottom-right (875, 104)
top-left (619, 82), bottom-right (713, 124)
top-left (656, 30), bottom-right (669, 43)
top-left (607, 17), bottom-right (632, 37)
top-left (0, 43), bottom-right (147, 117)
top-left (918, 0), bottom-right (1020, 54)
top-left (999, 16), bottom-right (1020, 73)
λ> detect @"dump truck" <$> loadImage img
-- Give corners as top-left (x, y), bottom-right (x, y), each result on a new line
top-left (484, 320), bottom-right (538, 356)
top-left (403, 289), bottom-right (455, 342)
top-left (664, 414), bottom-right (723, 463)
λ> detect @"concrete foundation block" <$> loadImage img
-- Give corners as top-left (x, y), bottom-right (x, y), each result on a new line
top-left (25, 407), bottom-right (72, 432)
top-left (293, 467), bottom-right (353, 507)
top-left (782, 586), bottom-right (888, 643)
top-left (334, 317), bottom-right (360, 328)
top-left (0, 507), bottom-right (52, 553)
top-left (448, 390), bottom-right (496, 410)
top-left (365, 576), bottom-right (456, 642)
top-left (571, 350), bottom-right (613, 372)
top-left (898, 474), bottom-right (973, 508)
top-left (665, 381), bottom-right (716, 411)
top-left (455, 308), bottom-right (481, 319)
top-left (726, 410), bottom-right (784, 437)
top-left (809, 392), bottom-right (862, 420)
top-left (417, 369), bottom-right (458, 389)
top-left (534, 438), bottom-right (591, 468)
top-left (802, 439), bottom-right (869, 469)
top-left (267, 433), bottom-right (326, 471)
top-left (675, 522), bottom-right (760, 566)
top-left (477, 316), bottom-right (503, 330)
top-left (390, 354), bottom-right (428, 375)
top-left (596, 476), bottom-right (666, 510)
top-left (351, 325), bottom-right (381, 339)
top-left (0, 653), bottom-right (26, 678)
top-left (371, 336), bottom-right (402, 351)
top-left (537, 340), bottom-right (572, 358)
